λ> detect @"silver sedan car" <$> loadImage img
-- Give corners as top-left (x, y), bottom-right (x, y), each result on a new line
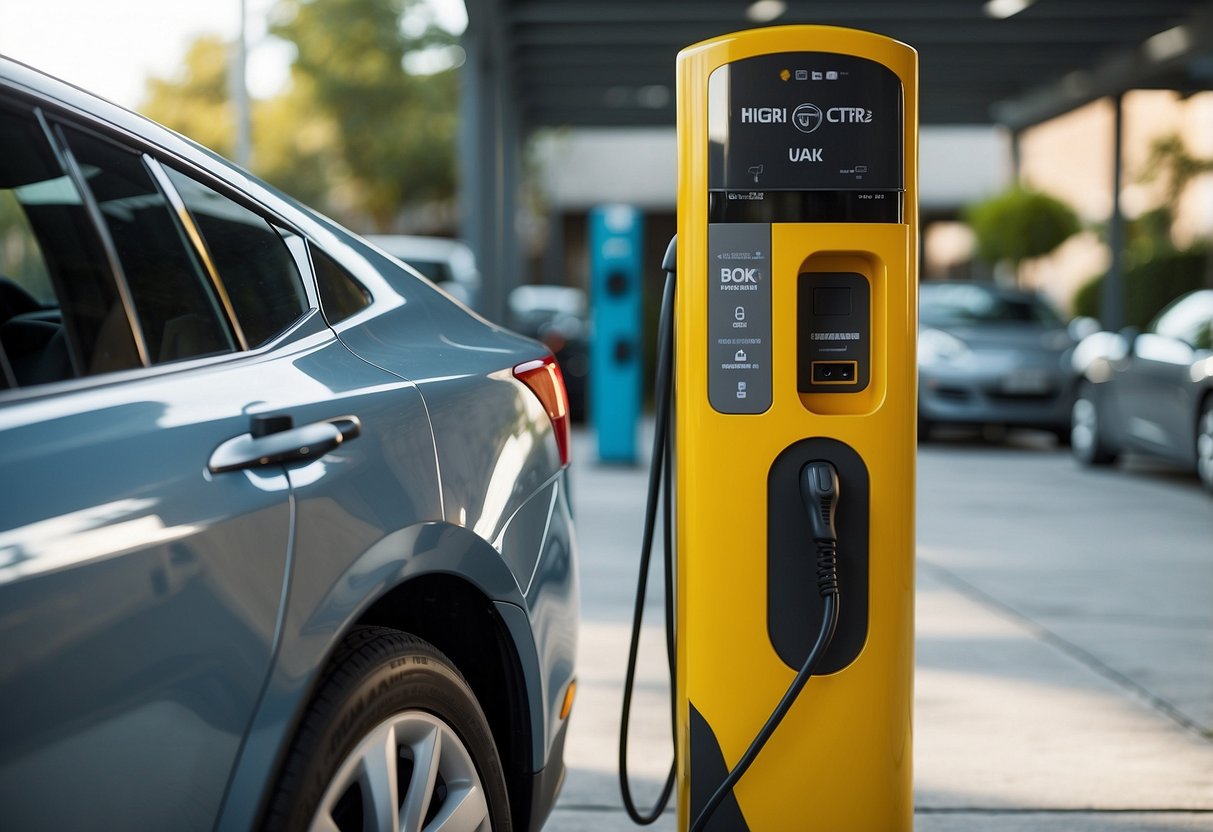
top-left (918, 281), bottom-right (1078, 441)
top-left (1071, 289), bottom-right (1213, 494)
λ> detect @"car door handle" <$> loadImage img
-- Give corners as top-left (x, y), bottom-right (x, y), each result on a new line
top-left (209, 416), bottom-right (362, 474)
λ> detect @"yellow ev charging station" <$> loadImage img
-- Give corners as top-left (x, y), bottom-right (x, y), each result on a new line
top-left (620, 24), bottom-right (916, 832)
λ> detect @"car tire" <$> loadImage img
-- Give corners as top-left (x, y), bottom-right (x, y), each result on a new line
top-left (263, 626), bottom-right (511, 832)
top-left (1071, 381), bottom-right (1117, 466)
top-left (1197, 396), bottom-right (1213, 496)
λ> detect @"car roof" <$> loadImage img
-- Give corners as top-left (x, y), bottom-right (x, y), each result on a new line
top-left (1, 55), bottom-right (319, 232)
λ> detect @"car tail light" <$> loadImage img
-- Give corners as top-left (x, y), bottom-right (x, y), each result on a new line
top-left (514, 354), bottom-right (571, 466)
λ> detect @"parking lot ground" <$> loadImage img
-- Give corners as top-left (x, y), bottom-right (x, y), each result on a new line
top-left (550, 425), bottom-right (1213, 832)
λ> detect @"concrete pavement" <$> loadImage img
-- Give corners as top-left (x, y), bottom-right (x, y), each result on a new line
top-left (547, 425), bottom-right (1213, 831)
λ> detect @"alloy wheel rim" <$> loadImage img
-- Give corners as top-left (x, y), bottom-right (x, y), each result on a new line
top-left (1072, 395), bottom-right (1097, 459)
top-left (311, 711), bottom-right (490, 832)
top-left (1198, 405), bottom-right (1213, 489)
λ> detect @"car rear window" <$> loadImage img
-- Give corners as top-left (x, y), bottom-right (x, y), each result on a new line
top-left (0, 93), bottom-right (322, 393)
top-left (164, 168), bottom-right (307, 347)
top-left (0, 102), bottom-right (140, 389)
top-left (61, 126), bottom-right (236, 364)
top-left (310, 244), bottom-right (371, 325)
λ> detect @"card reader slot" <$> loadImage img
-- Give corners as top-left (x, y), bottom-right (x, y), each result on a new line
top-left (798, 271), bottom-right (871, 394)
top-left (709, 189), bottom-right (902, 224)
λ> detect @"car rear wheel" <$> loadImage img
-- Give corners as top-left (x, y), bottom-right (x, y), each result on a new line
top-left (1071, 382), bottom-right (1117, 466)
top-left (1197, 397), bottom-right (1213, 495)
top-left (263, 626), bottom-right (511, 832)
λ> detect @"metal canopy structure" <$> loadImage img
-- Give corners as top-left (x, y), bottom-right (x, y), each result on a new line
top-left (459, 0), bottom-right (1213, 321)
top-left (486, 1), bottom-right (1213, 130)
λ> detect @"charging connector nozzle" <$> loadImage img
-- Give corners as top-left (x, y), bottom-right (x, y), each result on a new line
top-left (800, 461), bottom-right (840, 543)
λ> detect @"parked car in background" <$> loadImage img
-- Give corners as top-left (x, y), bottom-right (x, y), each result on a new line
top-left (365, 234), bottom-right (483, 311)
top-left (1071, 289), bottom-right (1213, 494)
top-left (918, 281), bottom-right (1079, 441)
top-left (0, 56), bottom-right (578, 831)
top-left (508, 284), bottom-right (590, 423)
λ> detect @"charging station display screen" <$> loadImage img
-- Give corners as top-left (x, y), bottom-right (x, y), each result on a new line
top-left (707, 52), bottom-right (902, 223)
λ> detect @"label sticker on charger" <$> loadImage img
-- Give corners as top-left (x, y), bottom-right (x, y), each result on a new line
top-left (708, 223), bottom-right (771, 414)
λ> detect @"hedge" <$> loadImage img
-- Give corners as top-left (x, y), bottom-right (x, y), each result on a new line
top-left (1072, 245), bottom-right (1212, 328)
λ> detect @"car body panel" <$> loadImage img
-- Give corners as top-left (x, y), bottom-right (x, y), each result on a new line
top-left (1074, 290), bottom-right (1213, 469)
top-left (324, 241), bottom-right (566, 548)
top-left (0, 318), bottom-right (347, 829)
top-left (1120, 333), bottom-right (1203, 458)
top-left (0, 55), bottom-right (578, 831)
top-left (364, 234), bottom-right (482, 311)
top-left (520, 478), bottom-right (578, 763)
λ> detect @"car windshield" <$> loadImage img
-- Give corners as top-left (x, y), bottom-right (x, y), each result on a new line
top-left (921, 283), bottom-right (1062, 327)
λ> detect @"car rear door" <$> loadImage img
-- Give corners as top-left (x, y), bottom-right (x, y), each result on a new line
top-left (1125, 293), bottom-right (1213, 461)
top-left (0, 100), bottom-right (359, 829)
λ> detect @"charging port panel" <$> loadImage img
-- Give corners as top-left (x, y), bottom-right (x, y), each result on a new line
top-left (798, 271), bottom-right (870, 394)
top-left (811, 360), bottom-right (858, 384)
top-left (768, 437), bottom-right (869, 674)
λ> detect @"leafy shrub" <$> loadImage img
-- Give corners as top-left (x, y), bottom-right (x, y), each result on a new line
top-left (965, 186), bottom-right (1081, 267)
top-left (1072, 245), bottom-right (1211, 327)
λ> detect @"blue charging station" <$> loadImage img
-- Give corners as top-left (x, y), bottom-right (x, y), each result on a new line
top-left (589, 204), bottom-right (644, 463)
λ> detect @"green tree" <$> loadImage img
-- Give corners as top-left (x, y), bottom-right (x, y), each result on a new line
top-left (964, 185), bottom-right (1081, 286)
top-left (1072, 136), bottom-right (1213, 325)
top-left (252, 79), bottom-right (345, 209)
top-left (140, 36), bottom-right (339, 210)
top-left (142, 36), bottom-right (236, 158)
top-left (1140, 133), bottom-right (1213, 245)
top-left (1072, 244), bottom-right (1211, 327)
top-left (272, 0), bottom-right (459, 230)
top-left (140, 0), bottom-right (459, 228)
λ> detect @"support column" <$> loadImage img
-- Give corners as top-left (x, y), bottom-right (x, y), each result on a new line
top-left (229, 0), bottom-right (252, 169)
top-left (1009, 127), bottom-right (1021, 182)
top-left (1102, 94), bottom-right (1125, 331)
top-left (459, 0), bottom-right (522, 324)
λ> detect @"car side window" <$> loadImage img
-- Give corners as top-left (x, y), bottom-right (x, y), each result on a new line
top-left (60, 126), bottom-right (235, 365)
top-left (310, 244), bottom-right (371, 325)
top-left (1153, 291), bottom-right (1213, 348)
top-left (0, 101), bottom-right (140, 390)
top-left (164, 168), bottom-right (307, 347)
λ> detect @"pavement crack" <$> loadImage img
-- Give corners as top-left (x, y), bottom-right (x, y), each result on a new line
top-left (918, 557), bottom-right (1213, 743)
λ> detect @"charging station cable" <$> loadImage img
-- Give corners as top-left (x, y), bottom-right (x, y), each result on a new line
top-left (689, 461), bottom-right (841, 832)
top-left (619, 236), bottom-right (842, 831)
top-left (618, 238), bottom-right (678, 825)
